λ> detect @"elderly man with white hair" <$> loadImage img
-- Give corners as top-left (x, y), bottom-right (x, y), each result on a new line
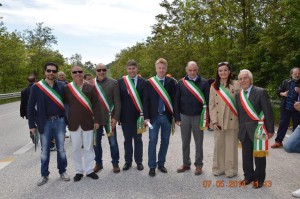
top-left (235, 69), bottom-right (274, 189)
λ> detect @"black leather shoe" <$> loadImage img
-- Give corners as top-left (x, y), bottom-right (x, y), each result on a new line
top-left (87, 172), bottom-right (99, 179)
top-left (158, 165), bottom-right (167, 173)
top-left (123, 163), bottom-right (132, 171)
top-left (252, 181), bottom-right (263, 189)
top-left (149, 168), bottom-right (156, 177)
top-left (137, 163), bottom-right (144, 171)
top-left (241, 178), bottom-right (253, 185)
top-left (74, 174), bottom-right (83, 182)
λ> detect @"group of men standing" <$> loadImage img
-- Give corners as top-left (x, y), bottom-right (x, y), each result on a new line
top-left (26, 59), bottom-right (275, 190)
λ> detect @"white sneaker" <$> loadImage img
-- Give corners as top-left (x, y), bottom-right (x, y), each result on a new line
top-left (60, 172), bottom-right (70, 181)
top-left (65, 131), bottom-right (70, 138)
top-left (292, 189), bottom-right (300, 198)
top-left (37, 176), bottom-right (48, 186)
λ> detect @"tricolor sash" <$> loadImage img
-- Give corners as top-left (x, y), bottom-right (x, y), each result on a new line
top-left (68, 82), bottom-right (93, 114)
top-left (240, 90), bottom-right (269, 157)
top-left (36, 79), bottom-right (65, 111)
top-left (182, 78), bottom-right (208, 130)
top-left (149, 76), bottom-right (173, 114)
top-left (213, 83), bottom-right (238, 116)
top-left (123, 75), bottom-right (145, 133)
top-left (93, 79), bottom-right (114, 136)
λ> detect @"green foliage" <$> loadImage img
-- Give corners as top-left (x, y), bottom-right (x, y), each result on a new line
top-left (109, 0), bottom-right (300, 94)
top-left (0, 22), bottom-right (97, 93)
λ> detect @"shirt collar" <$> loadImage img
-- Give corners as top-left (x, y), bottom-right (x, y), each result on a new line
top-left (156, 75), bottom-right (165, 81)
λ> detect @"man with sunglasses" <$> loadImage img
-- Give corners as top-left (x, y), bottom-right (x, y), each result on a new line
top-left (28, 62), bottom-right (70, 186)
top-left (64, 66), bottom-right (101, 182)
top-left (93, 63), bottom-right (121, 174)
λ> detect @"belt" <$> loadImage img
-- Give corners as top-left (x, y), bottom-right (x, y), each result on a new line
top-left (47, 115), bottom-right (64, 120)
top-left (158, 112), bottom-right (166, 116)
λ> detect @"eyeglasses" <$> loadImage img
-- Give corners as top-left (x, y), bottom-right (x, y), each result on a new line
top-left (96, 69), bottom-right (107, 72)
top-left (72, 71), bottom-right (83, 74)
top-left (46, 69), bottom-right (57, 73)
top-left (218, 62), bottom-right (229, 66)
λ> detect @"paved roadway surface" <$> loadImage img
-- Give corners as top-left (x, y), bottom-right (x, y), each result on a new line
top-left (0, 101), bottom-right (299, 199)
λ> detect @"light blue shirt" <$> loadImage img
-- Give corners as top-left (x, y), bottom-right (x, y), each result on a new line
top-left (243, 85), bottom-right (253, 98)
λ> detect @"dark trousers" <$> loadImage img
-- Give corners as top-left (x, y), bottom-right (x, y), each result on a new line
top-left (275, 107), bottom-right (300, 142)
top-left (122, 123), bottom-right (143, 164)
top-left (242, 133), bottom-right (266, 182)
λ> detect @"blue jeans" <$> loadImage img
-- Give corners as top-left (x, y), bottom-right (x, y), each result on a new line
top-left (275, 107), bottom-right (300, 142)
top-left (94, 125), bottom-right (120, 165)
top-left (40, 117), bottom-right (67, 176)
top-left (284, 125), bottom-right (300, 153)
top-left (148, 115), bottom-right (171, 168)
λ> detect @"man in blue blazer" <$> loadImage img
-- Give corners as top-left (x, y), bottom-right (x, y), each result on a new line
top-left (28, 62), bottom-right (69, 186)
top-left (143, 58), bottom-right (176, 177)
top-left (118, 60), bottom-right (147, 171)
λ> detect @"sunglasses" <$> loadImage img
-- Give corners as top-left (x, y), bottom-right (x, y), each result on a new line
top-left (46, 69), bottom-right (57, 73)
top-left (218, 62), bottom-right (229, 66)
top-left (72, 71), bottom-right (83, 74)
top-left (96, 69), bottom-right (107, 72)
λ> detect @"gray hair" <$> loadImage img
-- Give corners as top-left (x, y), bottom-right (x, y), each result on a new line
top-left (238, 69), bottom-right (253, 83)
top-left (185, 61), bottom-right (199, 69)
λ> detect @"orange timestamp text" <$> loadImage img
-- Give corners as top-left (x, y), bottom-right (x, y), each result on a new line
top-left (202, 180), bottom-right (272, 188)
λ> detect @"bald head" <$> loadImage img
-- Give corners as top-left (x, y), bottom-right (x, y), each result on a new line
top-left (185, 61), bottom-right (199, 79)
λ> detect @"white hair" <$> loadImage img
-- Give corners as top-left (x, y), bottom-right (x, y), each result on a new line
top-left (238, 69), bottom-right (253, 82)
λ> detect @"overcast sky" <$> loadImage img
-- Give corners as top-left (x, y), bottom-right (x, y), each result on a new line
top-left (0, 0), bottom-right (164, 64)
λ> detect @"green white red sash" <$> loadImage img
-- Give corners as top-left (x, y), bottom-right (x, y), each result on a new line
top-left (123, 76), bottom-right (145, 133)
top-left (149, 76), bottom-right (173, 114)
top-left (182, 78), bottom-right (208, 130)
top-left (93, 78), bottom-right (114, 135)
top-left (68, 82), bottom-right (93, 114)
top-left (123, 76), bottom-right (143, 113)
top-left (240, 90), bottom-right (269, 157)
top-left (36, 79), bottom-right (65, 111)
top-left (213, 83), bottom-right (238, 116)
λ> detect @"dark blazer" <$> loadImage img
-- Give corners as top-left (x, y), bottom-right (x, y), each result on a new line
top-left (64, 82), bottom-right (101, 131)
top-left (277, 78), bottom-right (300, 108)
top-left (174, 75), bottom-right (210, 121)
top-left (118, 76), bottom-right (146, 124)
top-left (28, 80), bottom-right (65, 133)
top-left (235, 86), bottom-right (274, 142)
top-left (143, 76), bottom-right (176, 123)
top-left (20, 83), bottom-right (34, 119)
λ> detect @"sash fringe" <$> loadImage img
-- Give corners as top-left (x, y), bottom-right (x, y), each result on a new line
top-left (253, 150), bottom-right (269, 157)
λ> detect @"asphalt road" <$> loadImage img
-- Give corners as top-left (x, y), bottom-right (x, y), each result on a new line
top-left (0, 101), bottom-right (299, 199)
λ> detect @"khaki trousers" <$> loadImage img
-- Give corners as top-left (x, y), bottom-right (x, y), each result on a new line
top-left (212, 129), bottom-right (238, 177)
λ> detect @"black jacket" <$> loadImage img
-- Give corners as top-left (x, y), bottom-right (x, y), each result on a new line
top-left (118, 76), bottom-right (146, 124)
top-left (174, 75), bottom-right (210, 121)
top-left (277, 78), bottom-right (300, 107)
top-left (20, 83), bottom-right (34, 119)
top-left (143, 76), bottom-right (176, 123)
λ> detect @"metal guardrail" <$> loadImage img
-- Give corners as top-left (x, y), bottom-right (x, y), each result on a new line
top-left (0, 92), bottom-right (21, 100)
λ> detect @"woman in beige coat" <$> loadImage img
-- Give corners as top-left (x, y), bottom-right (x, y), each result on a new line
top-left (209, 62), bottom-right (240, 177)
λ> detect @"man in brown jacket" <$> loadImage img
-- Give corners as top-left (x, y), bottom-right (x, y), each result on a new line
top-left (92, 63), bottom-right (121, 173)
top-left (64, 66), bottom-right (101, 182)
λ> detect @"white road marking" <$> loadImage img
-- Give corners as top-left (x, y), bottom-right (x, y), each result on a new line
top-left (13, 142), bottom-right (34, 155)
top-left (0, 157), bottom-right (14, 171)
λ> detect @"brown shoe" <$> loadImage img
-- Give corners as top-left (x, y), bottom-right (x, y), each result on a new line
top-left (93, 164), bottom-right (103, 173)
top-left (271, 142), bottom-right (283, 148)
top-left (195, 166), bottom-right (202, 176)
top-left (113, 164), bottom-right (120, 173)
top-left (177, 165), bottom-right (191, 173)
